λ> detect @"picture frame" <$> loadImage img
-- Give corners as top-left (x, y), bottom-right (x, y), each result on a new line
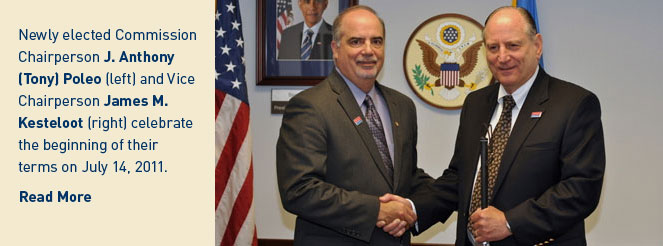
top-left (257, 0), bottom-right (358, 86)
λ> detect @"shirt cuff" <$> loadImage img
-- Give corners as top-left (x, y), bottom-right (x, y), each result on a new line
top-left (406, 198), bottom-right (419, 232)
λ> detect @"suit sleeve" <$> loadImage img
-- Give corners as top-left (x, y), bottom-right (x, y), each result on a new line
top-left (404, 99), bottom-right (435, 196)
top-left (506, 93), bottom-right (605, 244)
top-left (410, 164), bottom-right (459, 234)
top-left (409, 98), bottom-right (471, 234)
top-left (276, 95), bottom-right (379, 242)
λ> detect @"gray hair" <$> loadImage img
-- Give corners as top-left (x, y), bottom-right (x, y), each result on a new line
top-left (332, 5), bottom-right (386, 47)
top-left (484, 6), bottom-right (538, 39)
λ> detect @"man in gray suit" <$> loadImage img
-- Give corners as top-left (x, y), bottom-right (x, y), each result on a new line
top-left (278, 0), bottom-right (333, 60)
top-left (277, 5), bottom-right (433, 245)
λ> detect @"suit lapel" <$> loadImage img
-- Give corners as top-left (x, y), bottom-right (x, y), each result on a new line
top-left (295, 22), bottom-right (304, 48)
top-left (379, 84), bottom-right (402, 190)
top-left (328, 71), bottom-right (394, 189)
top-left (492, 71), bottom-right (550, 199)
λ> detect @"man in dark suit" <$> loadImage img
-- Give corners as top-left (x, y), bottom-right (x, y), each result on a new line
top-left (278, 0), bottom-right (333, 60)
top-left (277, 5), bottom-right (433, 245)
top-left (380, 6), bottom-right (605, 245)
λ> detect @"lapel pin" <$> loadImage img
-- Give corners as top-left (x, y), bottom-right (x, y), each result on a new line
top-left (531, 111), bottom-right (543, 118)
top-left (395, 121), bottom-right (399, 127)
top-left (353, 116), bottom-right (363, 126)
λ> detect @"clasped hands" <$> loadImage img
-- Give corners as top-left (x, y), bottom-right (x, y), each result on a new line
top-left (376, 193), bottom-right (414, 237)
top-left (376, 194), bottom-right (513, 241)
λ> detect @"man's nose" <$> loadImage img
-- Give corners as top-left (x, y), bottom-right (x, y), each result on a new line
top-left (496, 49), bottom-right (510, 63)
top-left (360, 41), bottom-right (375, 55)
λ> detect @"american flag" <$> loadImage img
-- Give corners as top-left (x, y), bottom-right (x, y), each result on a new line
top-left (440, 63), bottom-right (460, 87)
top-left (275, 0), bottom-right (293, 50)
top-left (215, 0), bottom-right (257, 245)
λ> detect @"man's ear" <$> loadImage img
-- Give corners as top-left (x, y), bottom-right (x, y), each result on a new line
top-left (534, 33), bottom-right (543, 59)
top-left (331, 40), bottom-right (338, 60)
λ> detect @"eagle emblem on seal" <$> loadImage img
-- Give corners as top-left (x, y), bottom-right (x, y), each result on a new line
top-left (403, 14), bottom-right (493, 109)
top-left (416, 38), bottom-right (482, 91)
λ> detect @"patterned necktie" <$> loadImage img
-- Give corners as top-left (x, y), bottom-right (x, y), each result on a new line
top-left (364, 95), bottom-right (394, 181)
top-left (468, 95), bottom-right (516, 227)
top-left (300, 29), bottom-right (314, 60)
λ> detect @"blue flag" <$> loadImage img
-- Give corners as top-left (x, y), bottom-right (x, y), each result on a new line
top-left (216, 0), bottom-right (248, 104)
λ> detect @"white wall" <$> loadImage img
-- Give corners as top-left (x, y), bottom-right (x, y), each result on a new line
top-left (241, 0), bottom-right (663, 244)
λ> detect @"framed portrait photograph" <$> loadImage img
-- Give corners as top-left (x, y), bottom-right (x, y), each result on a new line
top-left (257, 0), bottom-right (358, 85)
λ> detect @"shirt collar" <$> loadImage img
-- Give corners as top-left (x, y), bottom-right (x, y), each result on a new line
top-left (302, 19), bottom-right (323, 35)
top-left (336, 67), bottom-right (376, 106)
top-left (497, 66), bottom-right (539, 109)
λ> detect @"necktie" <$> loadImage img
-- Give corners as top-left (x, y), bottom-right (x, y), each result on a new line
top-left (364, 95), bottom-right (394, 180)
top-left (468, 95), bottom-right (516, 228)
top-left (300, 29), bottom-right (314, 60)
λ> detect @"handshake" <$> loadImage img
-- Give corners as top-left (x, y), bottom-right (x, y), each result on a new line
top-left (376, 193), bottom-right (415, 237)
